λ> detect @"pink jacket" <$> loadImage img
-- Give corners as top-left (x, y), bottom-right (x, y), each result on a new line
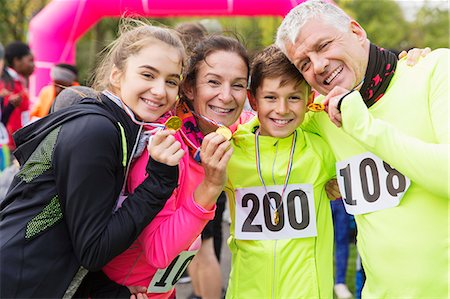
top-left (102, 110), bottom-right (254, 298)
top-left (103, 131), bottom-right (215, 299)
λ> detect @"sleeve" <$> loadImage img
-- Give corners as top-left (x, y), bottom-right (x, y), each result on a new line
top-left (139, 194), bottom-right (215, 269)
top-left (1, 102), bottom-right (15, 125)
top-left (53, 115), bottom-right (179, 270)
top-left (340, 65), bottom-right (449, 198)
top-left (30, 88), bottom-right (46, 118)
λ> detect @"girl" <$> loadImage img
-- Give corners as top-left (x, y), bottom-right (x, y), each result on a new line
top-left (0, 22), bottom-right (184, 298)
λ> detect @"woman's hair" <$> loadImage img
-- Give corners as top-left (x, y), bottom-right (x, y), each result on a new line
top-left (175, 22), bottom-right (207, 56)
top-left (182, 35), bottom-right (250, 97)
top-left (249, 45), bottom-right (306, 97)
top-left (91, 19), bottom-right (186, 90)
top-left (276, 0), bottom-right (351, 54)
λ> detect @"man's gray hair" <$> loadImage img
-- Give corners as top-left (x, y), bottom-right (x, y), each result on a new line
top-left (276, 0), bottom-right (351, 54)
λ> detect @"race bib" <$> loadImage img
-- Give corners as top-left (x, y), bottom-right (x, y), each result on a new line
top-left (336, 152), bottom-right (410, 215)
top-left (21, 111), bottom-right (30, 126)
top-left (148, 249), bottom-right (197, 293)
top-left (234, 184), bottom-right (317, 240)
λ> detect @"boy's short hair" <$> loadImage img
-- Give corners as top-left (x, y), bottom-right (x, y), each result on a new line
top-left (249, 45), bottom-right (307, 97)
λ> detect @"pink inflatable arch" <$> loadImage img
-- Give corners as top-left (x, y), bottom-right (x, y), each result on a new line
top-left (28, 0), bottom-right (307, 103)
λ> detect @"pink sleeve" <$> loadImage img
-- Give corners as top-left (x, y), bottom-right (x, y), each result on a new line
top-left (139, 194), bottom-right (215, 269)
top-left (128, 133), bottom-right (216, 269)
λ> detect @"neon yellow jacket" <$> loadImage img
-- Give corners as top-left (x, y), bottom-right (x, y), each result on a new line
top-left (303, 49), bottom-right (449, 298)
top-left (225, 116), bottom-right (336, 299)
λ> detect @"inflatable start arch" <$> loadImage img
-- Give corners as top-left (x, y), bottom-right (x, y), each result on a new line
top-left (28, 0), bottom-right (306, 102)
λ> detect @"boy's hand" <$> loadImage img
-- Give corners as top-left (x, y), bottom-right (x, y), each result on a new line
top-left (325, 179), bottom-right (341, 200)
top-left (398, 47), bottom-right (431, 66)
top-left (148, 129), bottom-right (185, 166)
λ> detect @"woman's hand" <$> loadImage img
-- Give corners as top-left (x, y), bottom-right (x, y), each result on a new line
top-left (194, 132), bottom-right (233, 209)
top-left (148, 129), bottom-right (185, 166)
top-left (398, 47), bottom-right (431, 66)
top-left (128, 286), bottom-right (148, 299)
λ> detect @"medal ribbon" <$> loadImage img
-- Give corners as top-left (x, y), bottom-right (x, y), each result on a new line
top-left (255, 129), bottom-right (297, 214)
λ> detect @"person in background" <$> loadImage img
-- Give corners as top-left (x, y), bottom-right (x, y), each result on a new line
top-left (277, 1), bottom-right (448, 297)
top-left (31, 63), bottom-right (79, 119)
top-left (331, 198), bottom-right (352, 299)
top-left (0, 22), bottom-right (184, 298)
top-left (0, 42), bottom-right (10, 170)
top-left (1, 41), bottom-right (33, 150)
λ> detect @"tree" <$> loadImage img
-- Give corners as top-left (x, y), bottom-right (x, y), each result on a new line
top-left (410, 4), bottom-right (449, 49)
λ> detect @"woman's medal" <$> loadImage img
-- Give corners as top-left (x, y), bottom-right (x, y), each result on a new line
top-left (216, 126), bottom-right (232, 140)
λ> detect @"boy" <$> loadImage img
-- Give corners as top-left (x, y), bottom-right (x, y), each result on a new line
top-left (225, 45), bottom-right (336, 298)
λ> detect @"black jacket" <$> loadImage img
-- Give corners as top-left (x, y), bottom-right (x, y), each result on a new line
top-left (0, 95), bottom-right (178, 298)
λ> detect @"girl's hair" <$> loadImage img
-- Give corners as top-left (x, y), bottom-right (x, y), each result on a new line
top-left (91, 19), bottom-right (186, 90)
top-left (276, 0), bottom-right (351, 54)
top-left (182, 35), bottom-right (250, 97)
top-left (249, 45), bottom-right (306, 97)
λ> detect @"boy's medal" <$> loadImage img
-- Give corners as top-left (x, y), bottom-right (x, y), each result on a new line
top-left (307, 103), bottom-right (325, 112)
top-left (165, 116), bottom-right (182, 131)
top-left (274, 210), bottom-right (280, 225)
top-left (216, 126), bottom-right (232, 140)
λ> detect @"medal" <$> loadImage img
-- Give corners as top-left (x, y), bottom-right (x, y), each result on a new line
top-left (165, 116), bottom-right (182, 131)
top-left (307, 103), bottom-right (325, 112)
top-left (216, 126), bottom-right (232, 140)
top-left (274, 210), bottom-right (280, 225)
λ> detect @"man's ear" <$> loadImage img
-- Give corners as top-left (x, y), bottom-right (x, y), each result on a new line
top-left (350, 20), bottom-right (367, 42)
top-left (247, 90), bottom-right (258, 111)
top-left (109, 65), bottom-right (122, 89)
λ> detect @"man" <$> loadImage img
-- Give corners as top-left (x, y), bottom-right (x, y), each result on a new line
top-left (276, 1), bottom-right (448, 298)
top-left (4, 41), bottom-right (35, 88)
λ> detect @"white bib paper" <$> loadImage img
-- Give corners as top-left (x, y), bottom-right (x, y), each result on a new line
top-left (336, 152), bottom-right (410, 215)
top-left (234, 184), bottom-right (317, 240)
top-left (148, 249), bottom-right (197, 293)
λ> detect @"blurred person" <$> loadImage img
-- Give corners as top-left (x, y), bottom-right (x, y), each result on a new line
top-left (277, 1), bottom-right (448, 297)
top-left (31, 63), bottom-right (79, 119)
top-left (1, 42), bottom-right (31, 150)
top-left (4, 41), bottom-right (34, 88)
top-left (0, 22), bottom-right (184, 298)
top-left (0, 42), bottom-right (10, 170)
top-left (331, 198), bottom-right (352, 299)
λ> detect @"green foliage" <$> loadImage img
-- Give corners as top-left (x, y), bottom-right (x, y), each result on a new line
top-left (410, 5), bottom-right (450, 49)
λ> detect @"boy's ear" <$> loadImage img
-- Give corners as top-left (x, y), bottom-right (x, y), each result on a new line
top-left (247, 90), bottom-right (258, 111)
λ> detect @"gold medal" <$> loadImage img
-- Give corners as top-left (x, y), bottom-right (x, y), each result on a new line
top-left (165, 116), bottom-right (182, 131)
top-left (274, 210), bottom-right (280, 225)
top-left (307, 103), bottom-right (325, 112)
top-left (216, 126), bottom-right (232, 140)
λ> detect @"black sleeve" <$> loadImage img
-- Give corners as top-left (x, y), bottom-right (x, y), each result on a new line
top-left (1, 102), bottom-right (15, 125)
top-left (53, 115), bottom-right (178, 270)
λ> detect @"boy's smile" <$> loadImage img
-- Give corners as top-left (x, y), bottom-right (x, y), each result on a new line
top-left (253, 77), bottom-right (309, 138)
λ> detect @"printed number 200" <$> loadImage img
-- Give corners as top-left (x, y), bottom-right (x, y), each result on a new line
top-left (241, 189), bottom-right (310, 232)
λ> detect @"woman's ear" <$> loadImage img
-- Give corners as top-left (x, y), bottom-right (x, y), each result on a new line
top-left (247, 90), bottom-right (258, 112)
top-left (109, 65), bottom-right (122, 89)
top-left (183, 82), bottom-right (195, 101)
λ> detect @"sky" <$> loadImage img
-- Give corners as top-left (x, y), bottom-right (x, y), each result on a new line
top-left (395, 0), bottom-right (449, 21)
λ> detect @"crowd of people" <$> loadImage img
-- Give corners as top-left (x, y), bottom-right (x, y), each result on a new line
top-left (0, 0), bottom-right (447, 298)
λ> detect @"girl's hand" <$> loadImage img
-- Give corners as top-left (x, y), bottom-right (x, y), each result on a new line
top-left (148, 129), bottom-right (185, 166)
top-left (398, 47), bottom-right (431, 66)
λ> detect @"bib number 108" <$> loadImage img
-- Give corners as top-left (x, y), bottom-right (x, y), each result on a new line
top-left (336, 152), bottom-right (410, 215)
